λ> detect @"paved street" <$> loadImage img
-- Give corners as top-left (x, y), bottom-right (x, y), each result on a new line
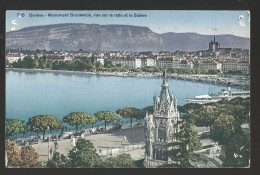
top-left (31, 125), bottom-right (145, 162)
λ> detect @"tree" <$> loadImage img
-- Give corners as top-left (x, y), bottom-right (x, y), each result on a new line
top-left (39, 60), bottom-right (46, 69)
top-left (32, 58), bottom-right (39, 68)
top-left (193, 105), bottom-right (217, 134)
top-left (63, 112), bottom-right (96, 132)
top-left (142, 106), bottom-right (154, 115)
top-left (167, 117), bottom-right (202, 167)
top-left (5, 119), bottom-right (26, 138)
top-left (27, 115), bottom-right (62, 140)
top-left (5, 59), bottom-right (10, 67)
top-left (20, 146), bottom-right (39, 168)
top-left (216, 104), bottom-right (248, 124)
top-left (47, 152), bottom-right (69, 168)
top-left (5, 140), bottom-right (22, 168)
top-left (178, 103), bottom-right (202, 114)
top-left (86, 60), bottom-right (95, 71)
top-left (5, 140), bottom-right (41, 168)
top-left (116, 107), bottom-right (144, 127)
top-left (68, 138), bottom-right (102, 168)
top-left (46, 60), bottom-right (53, 69)
top-left (224, 131), bottom-right (250, 167)
top-left (95, 62), bottom-right (104, 71)
top-left (212, 113), bottom-right (241, 144)
top-left (94, 111), bottom-right (121, 130)
top-left (104, 153), bottom-right (135, 168)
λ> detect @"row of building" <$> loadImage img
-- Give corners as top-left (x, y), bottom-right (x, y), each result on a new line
top-left (6, 36), bottom-right (250, 74)
top-left (6, 52), bottom-right (250, 75)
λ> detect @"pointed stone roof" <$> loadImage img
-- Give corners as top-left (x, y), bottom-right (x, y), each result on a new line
top-left (159, 68), bottom-right (171, 112)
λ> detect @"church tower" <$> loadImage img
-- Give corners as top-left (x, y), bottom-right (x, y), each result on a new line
top-left (209, 34), bottom-right (220, 53)
top-left (143, 69), bottom-right (181, 168)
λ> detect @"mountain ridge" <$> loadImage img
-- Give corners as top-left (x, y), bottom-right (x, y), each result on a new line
top-left (6, 23), bottom-right (250, 52)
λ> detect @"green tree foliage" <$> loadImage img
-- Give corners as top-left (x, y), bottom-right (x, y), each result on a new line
top-left (167, 117), bottom-right (202, 167)
top-left (142, 106), bottom-right (154, 115)
top-left (227, 70), bottom-right (243, 75)
top-left (86, 60), bottom-right (95, 71)
top-left (38, 59), bottom-right (47, 69)
top-left (47, 152), bottom-right (69, 168)
top-left (27, 115), bottom-right (62, 139)
top-left (139, 66), bottom-right (161, 73)
top-left (5, 119), bottom-right (27, 138)
top-left (63, 112), bottom-right (96, 132)
top-left (192, 105), bottom-right (217, 134)
top-left (95, 62), bottom-right (104, 71)
top-left (68, 138), bottom-right (102, 168)
top-left (46, 60), bottom-right (53, 69)
top-left (5, 59), bottom-right (10, 67)
top-left (72, 60), bottom-right (86, 71)
top-left (224, 131), bottom-right (250, 167)
top-left (104, 153), bottom-right (135, 168)
top-left (215, 97), bottom-right (250, 123)
top-left (177, 103), bottom-right (202, 113)
top-left (104, 61), bottom-right (114, 68)
top-left (216, 104), bottom-right (249, 124)
top-left (32, 58), bottom-right (39, 68)
top-left (20, 146), bottom-right (39, 168)
top-left (116, 107), bottom-right (145, 127)
top-left (94, 111), bottom-right (121, 130)
top-left (212, 113), bottom-right (241, 144)
top-left (166, 68), bottom-right (220, 75)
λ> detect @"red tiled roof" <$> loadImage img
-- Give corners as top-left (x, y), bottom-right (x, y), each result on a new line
top-left (6, 54), bottom-right (21, 57)
top-left (46, 56), bottom-right (65, 59)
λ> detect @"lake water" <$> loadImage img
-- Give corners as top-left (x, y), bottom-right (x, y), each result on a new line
top-left (6, 69), bottom-right (242, 124)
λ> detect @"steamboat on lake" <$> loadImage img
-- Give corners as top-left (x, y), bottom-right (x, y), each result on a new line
top-left (185, 82), bottom-right (250, 104)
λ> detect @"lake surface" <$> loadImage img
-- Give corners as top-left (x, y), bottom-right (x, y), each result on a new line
top-left (6, 69), bottom-right (242, 123)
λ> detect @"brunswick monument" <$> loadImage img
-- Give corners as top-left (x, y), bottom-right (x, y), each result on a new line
top-left (144, 69), bottom-right (182, 168)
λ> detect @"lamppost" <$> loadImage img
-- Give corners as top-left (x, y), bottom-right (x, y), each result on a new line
top-left (47, 126), bottom-right (50, 162)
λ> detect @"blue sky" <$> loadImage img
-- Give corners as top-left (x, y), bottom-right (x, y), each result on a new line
top-left (6, 10), bottom-right (250, 38)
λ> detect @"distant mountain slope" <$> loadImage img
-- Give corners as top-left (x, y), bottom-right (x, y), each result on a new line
top-left (6, 23), bottom-right (250, 51)
top-left (161, 32), bottom-right (250, 51)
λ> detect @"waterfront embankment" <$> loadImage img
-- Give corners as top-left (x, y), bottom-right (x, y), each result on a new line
top-left (6, 68), bottom-right (250, 89)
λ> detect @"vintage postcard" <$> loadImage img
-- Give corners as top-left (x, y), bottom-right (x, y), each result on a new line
top-left (5, 10), bottom-right (250, 168)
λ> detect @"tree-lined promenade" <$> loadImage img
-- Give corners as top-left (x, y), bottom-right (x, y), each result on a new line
top-left (6, 56), bottom-right (226, 75)
top-left (6, 107), bottom-right (147, 140)
top-left (6, 97), bottom-right (250, 168)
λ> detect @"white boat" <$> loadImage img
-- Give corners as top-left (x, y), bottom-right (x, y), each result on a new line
top-left (185, 82), bottom-right (250, 104)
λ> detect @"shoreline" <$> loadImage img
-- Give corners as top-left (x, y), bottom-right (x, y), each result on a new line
top-left (6, 68), bottom-right (250, 89)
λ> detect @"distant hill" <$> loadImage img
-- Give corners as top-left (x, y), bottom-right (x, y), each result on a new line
top-left (6, 23), bottom-right (250, 52)
top-left (161, 32), bottom-right (250, 51)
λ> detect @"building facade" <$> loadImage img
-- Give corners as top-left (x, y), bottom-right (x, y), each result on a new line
top-left (6, 53), bottom-right (25, 63)
top-left (141, 58), bottom-right (157, 67)
top-left (198, 60), bottom-right (222, 70)
top-left (221, 59), bottom-right (250, 75)
top-left (156, 58), bottom-right (182, 69)
top-left (143, 70), bottom-right (182, 168)
top-left (106, 57), bottom-right (141, 69)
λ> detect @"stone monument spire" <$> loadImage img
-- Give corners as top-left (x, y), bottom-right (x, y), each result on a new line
top-left (144, 69), bottom-right (181, 168)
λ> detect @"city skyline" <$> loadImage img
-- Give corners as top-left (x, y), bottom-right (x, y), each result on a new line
top-left (6, 10), bottom-right (250, 38)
